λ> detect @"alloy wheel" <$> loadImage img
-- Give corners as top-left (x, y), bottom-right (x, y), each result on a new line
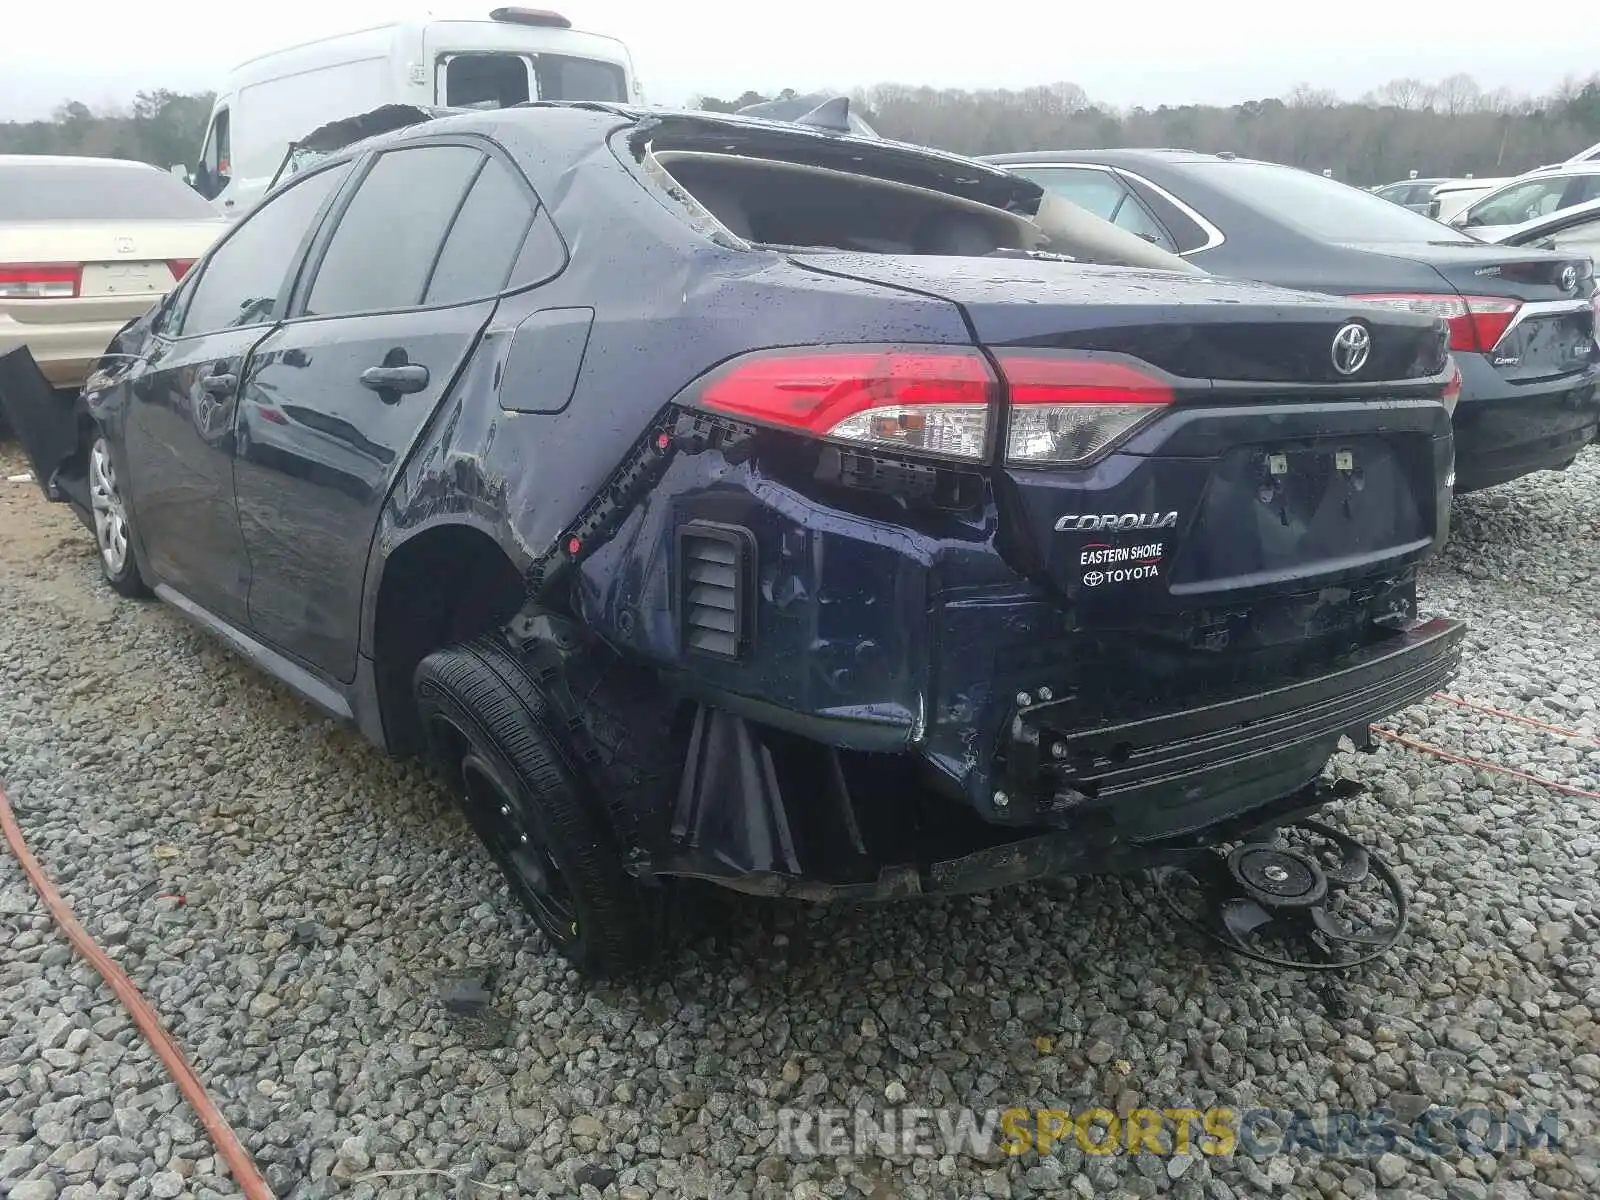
top-left (88, 438), bottom-right (130, 577)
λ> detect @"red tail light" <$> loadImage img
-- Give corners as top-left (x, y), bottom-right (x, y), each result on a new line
top-left (168, 259), bottom-right (196, 281)
top-left (696, 346), bottom-right (996, 460)
top-left (0, 263), bottom-right (81, 300)
top-left (691, 346), bottom-right (1177, 467)
top-left (998, 352), bottom-right (1175, 467)
top-left (1349, 293), bottom-right (1521, 354)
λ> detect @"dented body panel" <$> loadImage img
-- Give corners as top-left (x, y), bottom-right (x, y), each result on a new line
top-left (0, 103), bottom-right (1468, 900)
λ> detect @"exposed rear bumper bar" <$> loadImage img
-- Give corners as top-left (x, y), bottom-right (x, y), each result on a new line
top-left (1004, 617), bottom-right (1466, 840)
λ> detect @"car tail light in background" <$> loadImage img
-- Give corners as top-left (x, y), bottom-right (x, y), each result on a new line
top-left (696, 346), bottom-right (996, 460)
top-left (0, 264), bottom-right (81, 300)
top-left (692, 346), bottom-right (1179, 466)
top-left (168, 260), bottom-right (196, 281)
top-left (1350, 293), bottom-right (1522, 354)
top-left (999, 352), bottom-right (1174, 467)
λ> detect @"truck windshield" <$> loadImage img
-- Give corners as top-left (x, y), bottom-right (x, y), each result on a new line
top-left (439, 52), bottom-right (626, 109)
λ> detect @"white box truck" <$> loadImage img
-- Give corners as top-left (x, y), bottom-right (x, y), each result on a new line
top-left (188, 7), bottom-right (639, 218)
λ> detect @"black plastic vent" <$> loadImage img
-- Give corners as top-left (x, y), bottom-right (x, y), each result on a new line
top-left (677, 521), bottom-right (755, 660)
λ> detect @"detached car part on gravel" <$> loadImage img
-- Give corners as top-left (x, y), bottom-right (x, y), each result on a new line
top-left (0, 102), bottom-right (1466, 976)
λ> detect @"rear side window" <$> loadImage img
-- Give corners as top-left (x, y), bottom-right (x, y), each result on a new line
top-left (1016, 167), bottom-right (1126, 220)
top-left (304, 145), bottom-right (484, 316)
top-left (0, 163), bottom-right (220, 221)
top-left (424, 157), bottom-right (538, 305)
top-left (179, 163), bottom-right (351, 337)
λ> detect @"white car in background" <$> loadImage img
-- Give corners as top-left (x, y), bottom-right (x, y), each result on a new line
top-left (1427, 176), bottom-right (1513, 223)
top-left (1486, 194), bottom-right (1600, 254)
top-left (1445, 163), bottom-right (1600, 240)
top-left (0, 156), bottom-right (226, 389)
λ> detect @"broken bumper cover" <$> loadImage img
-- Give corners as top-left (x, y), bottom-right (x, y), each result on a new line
top-left (1000, 616), bottom-right (1465, 841)
top-left (630, 619), bottom-right (1465, 902)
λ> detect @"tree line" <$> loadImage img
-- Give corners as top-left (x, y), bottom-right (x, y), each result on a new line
top-left (5, 73), bottom-right (1600, 186)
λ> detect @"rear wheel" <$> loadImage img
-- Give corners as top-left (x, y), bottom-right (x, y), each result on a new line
top-left (413, 636), bottom-right (654, 977)
top-left (88, 436), bottom-right (150, 598)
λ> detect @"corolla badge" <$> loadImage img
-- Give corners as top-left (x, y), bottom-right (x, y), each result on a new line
top-left (1560, 265), bottom-right (1578, 292)
top-left (1331, 322), bottom-right (1371, 376)
top-left (114, 236), bottom-right (136, 255)
top-left (1055, 511), bottom-right (1179, 533)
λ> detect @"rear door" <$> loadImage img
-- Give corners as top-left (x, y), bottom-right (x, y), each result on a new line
top-left (233, 139), bottom-right (541, 682)
top-left (120, 160), bottom-right (352, 626)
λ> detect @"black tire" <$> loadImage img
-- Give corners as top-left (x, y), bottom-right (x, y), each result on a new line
top-left (413, 636), bottom-right (653, 977)
top-left (87, 434), bottom-right (151, 599)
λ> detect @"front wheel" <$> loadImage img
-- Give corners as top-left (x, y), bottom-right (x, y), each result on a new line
top-left (413, 637), bottom-right (654, 977)
top-left (87, 435), bottom-right (150, 598)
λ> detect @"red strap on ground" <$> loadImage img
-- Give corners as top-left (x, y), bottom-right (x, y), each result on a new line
top-left (1373, 727), bottom-right (1600, 802)
top-left (0, 780), bottom-right (276, 1200)
top-left (1431, 691), bottom-right (1600, 749)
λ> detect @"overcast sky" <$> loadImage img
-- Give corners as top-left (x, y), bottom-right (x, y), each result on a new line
top-left (3, 0), bottom-right (1596, 121)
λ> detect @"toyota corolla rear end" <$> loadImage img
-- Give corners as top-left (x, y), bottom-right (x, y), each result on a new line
top-left (574, 256), bottom-right (1467, 898)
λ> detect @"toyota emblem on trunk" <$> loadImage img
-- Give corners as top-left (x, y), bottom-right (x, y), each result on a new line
top-left (114, 236), bottom-right (136, 255)
top-left (1331, 323), bottom-right (1371, 376)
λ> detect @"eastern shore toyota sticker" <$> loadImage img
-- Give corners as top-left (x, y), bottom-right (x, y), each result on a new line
top-left (1078, 541), bottom-right (1165, 589)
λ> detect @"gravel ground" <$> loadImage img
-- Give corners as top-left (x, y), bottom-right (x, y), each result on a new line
top-left (1, 438), bottom-right (1598, 1200)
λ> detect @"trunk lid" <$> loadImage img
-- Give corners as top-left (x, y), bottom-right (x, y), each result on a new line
top-left (795, 253), bottom-right (1448, 383)
top-left (0, 220), bottom-right (222, 314)
top-left (792, 253), bottom-right (1454, 630)
top-left (1340, 240), bottom-right (1598, 382)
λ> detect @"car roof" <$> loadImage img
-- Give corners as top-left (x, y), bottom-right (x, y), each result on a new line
top-left (0, 154), bottom-right (156, 170)
top-left (332, 101), bottom-right (1033, 200)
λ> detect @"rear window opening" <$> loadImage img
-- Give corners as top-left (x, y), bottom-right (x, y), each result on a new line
top-left (438, 51), bottom-right (627, 109)
top-left (651, 151), bottom-right (1044, 256)
top-left (640, 142), bottom-right (1202, 276)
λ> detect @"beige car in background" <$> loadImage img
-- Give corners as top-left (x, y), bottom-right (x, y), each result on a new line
top-left (0, 155), bottom-right (226, 389)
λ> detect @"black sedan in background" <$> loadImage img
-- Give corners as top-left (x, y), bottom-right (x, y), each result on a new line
top-left (986, 149), bottom-right (1600, 491)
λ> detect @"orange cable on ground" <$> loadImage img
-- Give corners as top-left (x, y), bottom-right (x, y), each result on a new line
top-left (1372, 728), bottom-right (1600, 802)
top-left (1430, 691), bottom-right (1600, 749)
top-left (0, 780), bottom-right (276, 1200)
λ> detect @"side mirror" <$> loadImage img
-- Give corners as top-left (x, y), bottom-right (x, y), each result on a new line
top-left (168, 164), bottom-right (189, 183)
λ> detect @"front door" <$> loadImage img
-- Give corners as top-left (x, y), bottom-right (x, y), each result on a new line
top-left (232, 140), bottom-right (540, 682)
top-left (121, 160), bottom-right (354, 626)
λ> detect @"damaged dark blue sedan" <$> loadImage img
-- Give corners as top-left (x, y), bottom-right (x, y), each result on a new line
top-left (0, 102), bottom-right (1467, 976)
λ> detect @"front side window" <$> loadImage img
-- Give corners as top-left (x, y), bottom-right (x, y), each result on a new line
top-left (195, 108), bottom-right (232, 199)
top-left (179, 163), bottom-right (350, 337)
top-left (304, 145), bottom-right (485, 317)
top-left (1466, 178), bottom-right (1575, 227)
